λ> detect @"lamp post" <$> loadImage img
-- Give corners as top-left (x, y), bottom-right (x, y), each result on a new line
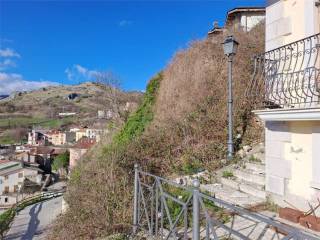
top-left (222, 36), bottom-right (239, 160)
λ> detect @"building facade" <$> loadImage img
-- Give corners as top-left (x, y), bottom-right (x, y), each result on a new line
top-left (226, 7), bottom-right (266, 32)
top-left (47, 130), bottom-right (67, 146)
top-left (69, 138), bottom-right (96, 170)
top-left (0, 161), bottom-right (42, 206)
top-left (208, 7), bottom-right (265, 39)
top-left (249, 0), bottom-right (320, 212)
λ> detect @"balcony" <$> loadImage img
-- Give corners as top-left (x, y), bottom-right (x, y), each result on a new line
top-left (247, 33), bottom-right (320, 113)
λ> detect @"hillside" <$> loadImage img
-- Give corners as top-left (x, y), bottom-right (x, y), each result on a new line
top-left (49, 24), bottom-right (265, 239)
top-left (0, 82), bottom-right (142, 144)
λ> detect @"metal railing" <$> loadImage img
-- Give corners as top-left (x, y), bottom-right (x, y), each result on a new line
top-left (0, 189), bottom-right (65, 239)
top-left (246, 33), bottom-right (320, 110)
top-left (132, 165), bottom-right (319, 239)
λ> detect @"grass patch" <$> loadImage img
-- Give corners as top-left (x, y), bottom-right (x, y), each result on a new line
top-left (222, 171), bottom-right (234, 178)
top-left (113, 73), bottom-right (161, 145)
top-left (248, 155), bottom-right (261, 163)
top-left (0, 208), bottom-right (15, 239)
top-left (0, 116), bottom-right (75, 129)
top-left (0, 135), bottom-right (15, 145)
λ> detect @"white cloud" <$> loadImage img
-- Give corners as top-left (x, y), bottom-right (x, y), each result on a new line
top-left (0, 48), bottom-right (20, 58)
top-left (74, 64), bottom-right (88, 75)
top-left (65, 64), bottom-right (99, 81)
top-left (0, 72), bottom-right (59, 95)
top-left (119, 20), bottom-right (132, 27)
top-left (0, 59), bottom-right (16, 70)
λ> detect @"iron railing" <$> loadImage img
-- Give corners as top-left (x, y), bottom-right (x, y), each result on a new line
top-left (132, 165), bottom-right (319, 240)
top-left (247, 33), bottom-right (320, 110)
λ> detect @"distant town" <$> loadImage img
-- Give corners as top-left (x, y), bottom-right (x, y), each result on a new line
top-left (0, 124), bottom-right (106, 207)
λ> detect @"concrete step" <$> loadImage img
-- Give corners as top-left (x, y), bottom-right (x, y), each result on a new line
top-left (244, 162), bottom-right (265, 174)
top-left (234, 169), bottom-right (265, 186)
top-left (201, 184), bottom-right (265, 208)
top-left (221, 178), bottom-right (266, 199)
top-left (220, 177), bottom-right (239, 190)
top-left (239, 182), bottom-right (266, 199)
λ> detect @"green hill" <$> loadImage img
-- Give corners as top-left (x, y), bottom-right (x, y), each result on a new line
top-left (0, 82), bottom-right (142, 144)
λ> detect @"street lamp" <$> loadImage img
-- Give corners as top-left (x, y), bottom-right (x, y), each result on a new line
top-left (222, 36), bottom-right (239, 160)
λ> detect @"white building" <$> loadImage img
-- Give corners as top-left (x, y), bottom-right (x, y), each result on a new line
top-left (208, 7), bottom-right (265, 38)
top-left (0, 161), bottom-right (42, 206)
top-left (226, 7), bottom-right (266, 32)
top-left (249, 0), bottom-right (320, 212)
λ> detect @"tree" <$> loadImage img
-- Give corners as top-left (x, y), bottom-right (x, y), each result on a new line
top-left (52, 151), bottom-right (70, 172)
top-left (93, 71), bottom-right (122, 120)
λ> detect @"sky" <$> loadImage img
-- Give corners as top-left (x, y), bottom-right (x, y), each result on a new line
top-left (0, 0), bottom-right (265, 94)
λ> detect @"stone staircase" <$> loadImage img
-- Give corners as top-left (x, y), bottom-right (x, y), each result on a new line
top-left (202, 143), bottom-right (267, 208)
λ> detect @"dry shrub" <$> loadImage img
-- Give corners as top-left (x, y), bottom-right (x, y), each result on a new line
top-left (49, 146), bottom-right (133, 239)
top-left (155, 24), bottom-right (265, 125)
top-left (151, 23), bottom-right (265, 167)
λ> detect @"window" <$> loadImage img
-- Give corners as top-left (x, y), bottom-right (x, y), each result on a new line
top-left (14, 185), bottom-right (18, 192)
top-left (18, 172), bottom-right (23, 178)
top-left (4, 186), bottom-right (9, 193)
top-left (4, 175), bottom-right (8, 180)
top-left (5, 197), bottom-right (8, 203)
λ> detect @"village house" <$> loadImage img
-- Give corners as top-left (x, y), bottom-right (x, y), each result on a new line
top-left (69, 138), bottom-right (96, 170)
top-left (208, 7), bottom-right (265, 39)
top-left (75, 126), bottom-right (105, 142)
top-left (27, 129), bottom-right (48, 146)
top-left (75, 127), bottom-right (87, 142)
top-left (0, 160), bottom-right (43, 206)
top-left (47, 130), bottom-right (66, 146)
top-left (248, 0), bottom-right (320, 213)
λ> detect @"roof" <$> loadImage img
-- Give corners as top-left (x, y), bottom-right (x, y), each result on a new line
top-left (227, 7), bottom-right (265, 16)
top-left (24, 166), bottom-right (44, 173)
top-left (267, 0), bottom-right (280, 7)
top-left (46, 130), bottom-right (64, 135)
top-left (74, 138), bottom-right (96, 149)
top-left (0, 161), bottom-right (23, 176)
top-left (208, 21), bottom-right (224, 36)
top-left (0, 160), bottom-right (10, 165)
top-left (30, 146), bottom-right (55, 155)
top-left (226, 7), bottom-right (265, 22)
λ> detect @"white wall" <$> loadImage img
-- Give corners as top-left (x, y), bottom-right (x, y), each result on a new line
top-left (240, 14), bottom-right (265, 32)
top-left (266, 0), bottom-right (319, 51)
top-left (0, 170), bottom-right (24, 201)
top-left (265, 121), bottom-right (320, 212)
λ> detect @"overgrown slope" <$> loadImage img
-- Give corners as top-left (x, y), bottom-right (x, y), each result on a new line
top-left (50, 24), bottom-right (265, 239)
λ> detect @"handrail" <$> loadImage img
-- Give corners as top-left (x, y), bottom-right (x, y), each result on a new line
top-left (246, 33), bottom-right (320, 110)
top-left (133, 165), bottom-right (319, 240)
top-left (0, 189), bottom-right (65, 239)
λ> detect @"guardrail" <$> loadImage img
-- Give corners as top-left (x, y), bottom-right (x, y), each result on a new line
top-left (132, 164), bottom-right (319, 239)
top-left (246, 33), bottom-right (320, 110)
top-left (0, 189), bottom-right (65, 239)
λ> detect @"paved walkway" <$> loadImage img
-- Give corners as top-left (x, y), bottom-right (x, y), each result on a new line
top-left (5, 196), bottom-right (62, 240)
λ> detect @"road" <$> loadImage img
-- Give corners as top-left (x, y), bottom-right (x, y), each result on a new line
top-left (5, 196), bottom-right (63, 240)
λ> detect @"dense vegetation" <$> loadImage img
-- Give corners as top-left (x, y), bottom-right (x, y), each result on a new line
top-left (52, 151), bottom-right (70, 172)
top-left (50, 24), bottom-right (265, 239)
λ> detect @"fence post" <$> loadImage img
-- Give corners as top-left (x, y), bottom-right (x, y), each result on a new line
top-left (133, 164), bottom-right (139, 235)
top-left (192, 179), bottom-right (200, 240)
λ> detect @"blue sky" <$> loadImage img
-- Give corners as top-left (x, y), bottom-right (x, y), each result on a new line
top-left (0, 0), bottom-right (265, 94)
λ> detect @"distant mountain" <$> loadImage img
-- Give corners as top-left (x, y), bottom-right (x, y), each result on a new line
top-left (0, 95), bottom-right (9, 100)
